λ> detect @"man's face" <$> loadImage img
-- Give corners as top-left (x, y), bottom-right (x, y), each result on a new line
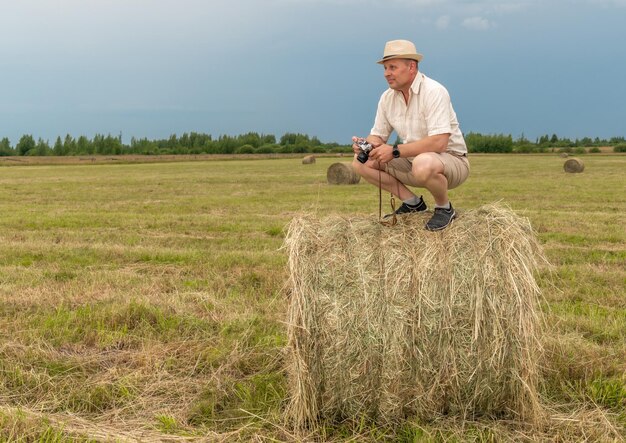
top-left (383, 59), bottom-right (414, 90)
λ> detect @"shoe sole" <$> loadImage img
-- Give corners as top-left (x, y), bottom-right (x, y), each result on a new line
top-left (383, 209), bottom-right (427, 219)
top-left (425, 211), bottom-right (456, 231)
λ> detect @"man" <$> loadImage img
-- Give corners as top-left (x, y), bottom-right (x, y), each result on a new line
top-left (352, 39), bottom-right (469, 231)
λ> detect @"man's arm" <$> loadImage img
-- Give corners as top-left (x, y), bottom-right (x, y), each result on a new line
top-left (366, 135), bottom-right (387, 146)
top-left (351, 134), bottom-right (387, 156)
top-left (396, 134), bottom-right (449, 155)
top-left (367, 133), bottom-right (450, 163)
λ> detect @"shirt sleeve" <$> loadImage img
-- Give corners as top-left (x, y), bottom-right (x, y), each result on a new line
top-left (424, 86), bottom-right (453, 137)
top-left (370, 94), bottom-right (393, 141)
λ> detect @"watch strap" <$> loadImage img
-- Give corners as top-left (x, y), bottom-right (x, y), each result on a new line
top-left (392, 143), bottom-right (400, 158)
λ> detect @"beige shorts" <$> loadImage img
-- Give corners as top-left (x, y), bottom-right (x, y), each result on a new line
top-left (384, 152), bottom-right (470, 189)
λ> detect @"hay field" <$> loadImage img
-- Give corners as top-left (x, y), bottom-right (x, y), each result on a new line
top-left (0, 154), bottom-right (624, 441)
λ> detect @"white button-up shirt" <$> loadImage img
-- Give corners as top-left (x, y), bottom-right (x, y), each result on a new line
top-left (370, 72), bottom-right (467, 156)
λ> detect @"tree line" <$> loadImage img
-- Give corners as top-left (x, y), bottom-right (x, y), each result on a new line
top-left (465, 133), bottom-right (626, 153)
top-left (0, 132), bottom-right (347, 157)
top-left (1, 132), bottom-right (625, 157)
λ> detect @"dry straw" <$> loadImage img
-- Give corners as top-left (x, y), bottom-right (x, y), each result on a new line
top-left (284, 203), bottom-right (547, 432)
top-left (326, 162), bottom-right (361, 185)
top-left (302, 155), bottom-right (316, 165)
top-left (563, 158), bottom-right (585, 173)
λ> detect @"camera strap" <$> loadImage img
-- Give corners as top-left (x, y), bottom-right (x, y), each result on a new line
top-left (378, 163), bottom-right (398, 227)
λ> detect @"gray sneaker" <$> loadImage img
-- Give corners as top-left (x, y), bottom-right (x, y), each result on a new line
top-left (425, 204), bottom-right (456, 231)
top-left (384, 197), bottom-right (427, 219)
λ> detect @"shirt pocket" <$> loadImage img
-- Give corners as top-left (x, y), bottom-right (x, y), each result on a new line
top-left (386, 107), bottom-right (406, 140)
top-left (406, 97), bottom-right (425, 141)
top-left (415, 110), bottom-right (428, 139)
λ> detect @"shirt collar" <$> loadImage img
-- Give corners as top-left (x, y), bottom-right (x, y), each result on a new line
top-left (410, 72), bottom-right (424, 95)
top-left (391, 72), bottom-right (424, 100)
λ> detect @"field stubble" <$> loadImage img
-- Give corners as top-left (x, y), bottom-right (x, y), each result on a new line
top-left (0, 154), bottom-right (624, 441)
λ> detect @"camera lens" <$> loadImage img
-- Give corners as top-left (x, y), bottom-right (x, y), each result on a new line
top-left (357, 151), bottom-right (369, 164)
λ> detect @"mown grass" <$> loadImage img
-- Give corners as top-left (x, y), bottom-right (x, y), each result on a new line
top-left (0, 154), bottom-right (624, 441)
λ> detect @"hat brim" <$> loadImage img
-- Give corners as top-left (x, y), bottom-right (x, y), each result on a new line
top-left (377, 53), bottom-right (424, 64)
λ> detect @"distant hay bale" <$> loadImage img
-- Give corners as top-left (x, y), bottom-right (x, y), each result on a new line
top-left (559, 152), bottom-right (569, 158)
top-left (302, 155), bottom-right (316, 165)
top-left (284, 203), bottom-right (546, 432)
top-left (326, 162), bottom-right (360, 185)
top-left (564, 158), bottom-right (584, 173)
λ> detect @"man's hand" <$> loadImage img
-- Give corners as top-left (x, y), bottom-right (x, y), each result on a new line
top-left (351, 136), bottom-right (363, 156)
top-left (368, 144), bottom-right (394, 164)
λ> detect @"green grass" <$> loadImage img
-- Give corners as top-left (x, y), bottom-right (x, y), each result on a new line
top-left (0, 154), bottom-right (625, 441)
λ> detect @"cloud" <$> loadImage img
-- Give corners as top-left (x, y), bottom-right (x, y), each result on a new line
top-left (275, 0), bottom-right (441, 4)
top-left (589, 0), bottom-right (626, 6)
top-left (492, 2), bottom-right (528, 13)
top-left (462, 16), bottom-right (493, 30)
top-left (435, 15), bottom-right (451, 29)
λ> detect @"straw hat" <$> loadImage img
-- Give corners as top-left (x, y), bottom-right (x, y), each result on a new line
top-left (377, 39), bottom-right (424, 64)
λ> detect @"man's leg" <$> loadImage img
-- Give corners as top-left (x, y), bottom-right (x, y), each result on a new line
top-left (352, 157), bottom-right (428, 217)
top-left (409, 153), bottom-right (458, 230)
top-left (351, 158), bottom-right (416, 201)
top-left (410, 153), bottom-right (450, 206)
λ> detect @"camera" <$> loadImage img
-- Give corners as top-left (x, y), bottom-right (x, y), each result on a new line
top-left (355, 139), bottom-right (373, 164)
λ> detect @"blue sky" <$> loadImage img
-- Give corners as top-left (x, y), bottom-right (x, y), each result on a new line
top-left (1, 0), bottom-right (625, 145)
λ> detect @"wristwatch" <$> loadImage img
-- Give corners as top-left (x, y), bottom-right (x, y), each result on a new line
top-left (392, 143), bottom-right (400, 158)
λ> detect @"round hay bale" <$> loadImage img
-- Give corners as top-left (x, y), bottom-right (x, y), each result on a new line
top-left (284, 203), bottom-right (547, 432)
top-left (559, 152), bottom-right (569, 158)
top-left (564, 157), bottom-right (584, 173)
top-left (302, 155), bottom-right (316, 165)
top-left (326, 162), bottom-right (360, 185)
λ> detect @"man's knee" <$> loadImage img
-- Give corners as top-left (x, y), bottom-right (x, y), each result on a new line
top-left (412, 155), bottom-right (443, 184)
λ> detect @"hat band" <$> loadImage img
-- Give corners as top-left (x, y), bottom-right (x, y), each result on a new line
top-left (382, 54), bottom-right (418, 60)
